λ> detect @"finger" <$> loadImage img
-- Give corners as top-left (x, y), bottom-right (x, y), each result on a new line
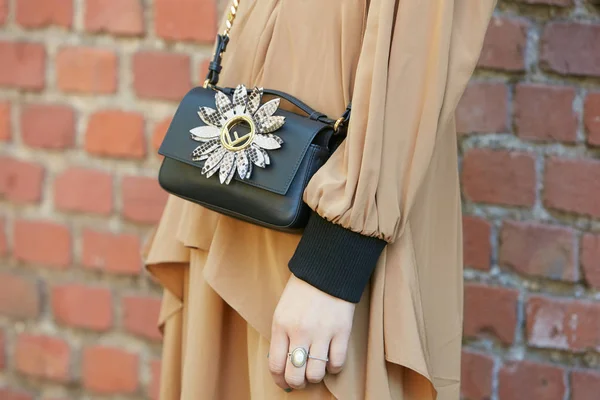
top-left (306, 340), bottom-right (331, 384)
top-left (268, 327), bottom-right (291, 390)
top-left (285, 343), bottom-right (309, 389)
top-left (327, 333), bottom-right (349, 375)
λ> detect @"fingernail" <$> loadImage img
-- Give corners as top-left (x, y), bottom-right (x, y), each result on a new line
top-left (284, 388), bottom-right (293, 393)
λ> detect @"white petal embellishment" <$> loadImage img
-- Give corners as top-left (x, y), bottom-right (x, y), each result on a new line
top-left (254, 98), bottom-right (280, 122)
top-left (254, 145), bottom-right (270, 165)
top-left (246, 146), bottom-right (266, 168)
top-left (190, 126), bottom-right (220, 142)
top-left (236, 150), bottom-right (249, 180)
top-left (219, 152), bottom-right (237, 184)
top-left (253, 134), bottom-right (282, 150)
top-left (191, 139), bottom-right (220, 160)
top-left (247, 87), bottom-right (263, 115)
top-left (258, 116), bottom-right (285, 134)
top-left (198, 107), bottom-right (223, 127)
top-left (245, 156), bottom-right (253, 179)
top-left (232, 85), bottom-right (248, 115)
top-left (202, 147), bottom-right (227, 177)
top-left (215, 91), bottom-right (236, 120)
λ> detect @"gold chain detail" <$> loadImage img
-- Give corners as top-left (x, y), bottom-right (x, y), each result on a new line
top-left (223, 0), bottom-right (240, 37)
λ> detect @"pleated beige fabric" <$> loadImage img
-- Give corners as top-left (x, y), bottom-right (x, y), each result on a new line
top-left (144, 1), bottom-right (496, 398)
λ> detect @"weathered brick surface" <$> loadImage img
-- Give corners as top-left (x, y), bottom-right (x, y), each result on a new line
top-left (461, 149), bottom-right (536, 207)
top-left (499, 221), bottom-right (577, 281)
top-left (0, 1), bottom-right (598, 399)
top-left (464, 283), bottom-right (519, 345)
top-left (20, 104), bottom-right (75, 149)
top-left (514, 84), bottom-right (577, 143)
top-left (498, 360), bottom-right (566, 400)
top-left (56, 47), bottom-right (118, 94)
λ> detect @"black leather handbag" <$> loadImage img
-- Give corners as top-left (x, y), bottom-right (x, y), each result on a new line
top-left (157, 0), bottom-right (351, 232)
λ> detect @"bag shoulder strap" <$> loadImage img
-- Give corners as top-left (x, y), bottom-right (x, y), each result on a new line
top-left (203, 0), bottom-right (351, 134)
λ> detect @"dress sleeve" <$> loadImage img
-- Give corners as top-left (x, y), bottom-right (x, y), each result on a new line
top-left (289, 0), bottom-right (497, 303)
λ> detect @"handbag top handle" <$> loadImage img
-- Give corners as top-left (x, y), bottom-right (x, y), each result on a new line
top-left (202, 0), bottom-right (352, 134)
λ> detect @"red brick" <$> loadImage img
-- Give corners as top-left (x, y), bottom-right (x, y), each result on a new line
top-left (464, 283), bottom-right (519, 345)
top-left (0, 41), bottom-right (45, 90)
top-left (526, 296), bottom-right (600, 351)
top-left (584, 92), bottom-right (600, 146)
top-left (543, 157), bottom-right (600, 218)
top-left (54, 168), bottom-right (113, 215)
top-left (56, 47), bottom-right (117, 94)
top-left (0, 0), bottom-right (7, 25)
top-left (154, 0), bottom-right (217, 43)
top-left (460, 350), bottom-right (493, 400)
top-left (0, 156), bottom-right (44, 203)
top-left (581, 233), bottom-right (600, 289)
top-left (514, 84), bottom-right (577, 143)
top-left (572, 369), bottom-right (600, 400)
top-left (152, 117), bottom-right (172, 151)
top-left (122, 295), bottom-right (161, 341)
top-left (85, 110), bottom-right (145, 159)
top-left (0, 102), bottom-right (10, 141)
top-left (121, 176), bottom-right (168, 224)
top-left (15, 334), bottom-right (70, 382)
top-left (456, 82), bottom-right (508, 135)
top-left (541, 22), bottom-right (600, 77)
top-left (499, 221), bottom-right (577, 281)
top-left (478, 17), bottom-right (528, 71)
top-left (0, 218), bottom-right (6, 256)
top-left (82, 346), bottom-right (139, 394)
top-left (461, 149), bottom-right (536, 207)
top-left (82, 230), bottom-right (141, 274)
top-left (0, 272), bottom-right (40, 319)
top-left (85, 0), bottom-right (144, 36)
top-left (150, 359), bottom-right (161, 400)
top-left (0, 388), bottom-right (34, 400)
top-left (14, 220), bottom-right (71, 268)
top-left (0, 329), bottom-right (4, 370)
top-left (52, 284), bottom-right (112, 331)
top-left (517, 0), bottom-right (572, 6)
top-left (21, 104), bottom-right (75, 149)
top-left (498, 361), bottom-right (565, 400)
top-left (462, 216), bottom-right (491, 271)
top-left (16, 0), bottom-right (73, 28)
top-left (133, 52), bottom-right (191, 101)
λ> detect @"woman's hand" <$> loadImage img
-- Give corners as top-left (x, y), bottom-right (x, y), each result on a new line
top-left (268, 274), bottom-right (356, 391)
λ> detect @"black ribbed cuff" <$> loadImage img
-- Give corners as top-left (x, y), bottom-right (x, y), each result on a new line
top-left (288, 212), bottom-right (387, 303)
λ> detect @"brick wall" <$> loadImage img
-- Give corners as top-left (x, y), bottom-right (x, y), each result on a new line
top-left (0, 0), bottom-right (598, 399)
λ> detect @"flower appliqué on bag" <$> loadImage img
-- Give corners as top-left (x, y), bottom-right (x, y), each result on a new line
top-left (190, 84), bottom-right (285, 184)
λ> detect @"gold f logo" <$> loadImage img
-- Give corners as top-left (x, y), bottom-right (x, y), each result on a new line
top-left (220, 115), bottom-right (256, 152)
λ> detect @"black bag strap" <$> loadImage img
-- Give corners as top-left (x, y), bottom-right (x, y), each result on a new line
top-left (204, 0), bottom-right (352, 134)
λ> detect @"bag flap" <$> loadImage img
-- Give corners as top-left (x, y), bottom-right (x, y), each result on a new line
top-left (158, 86), bottom-right (330, 196)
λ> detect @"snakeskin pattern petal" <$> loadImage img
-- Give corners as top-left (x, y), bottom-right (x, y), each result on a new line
top-left (191, 139), bottom-right (221, 161)
top-left (254, 145), bottom-right (271, 165)
top-left (215, 91), bottom-right (235, 120)
top-left (232, 85), bottom-right (248, 115)
top-left (236, 150), bottom-right (250, 180)
top-left (219, 151), bottom-right (237, 184)
top-left (247, 87), bottom-right (263, 115)
top-left (254, 98), bottom-right (280, 124)
top-left (246, 146), bottom-right (266, 168)
top-left (253, 134), bottom-right (282, 150)
top-left (202, 147), bottom-right (227, 177)
top-left (257, 116), bottom-right (285, 134)
top-left (190, 126), bottom-right (220, 142)
top-left (245, 157), bottom-right (253, 179)
top-left (198, 107), bottom-right (223, 127)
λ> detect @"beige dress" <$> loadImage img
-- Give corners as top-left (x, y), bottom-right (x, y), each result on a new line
top-left (143, 0), bottom-right (497, 399)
